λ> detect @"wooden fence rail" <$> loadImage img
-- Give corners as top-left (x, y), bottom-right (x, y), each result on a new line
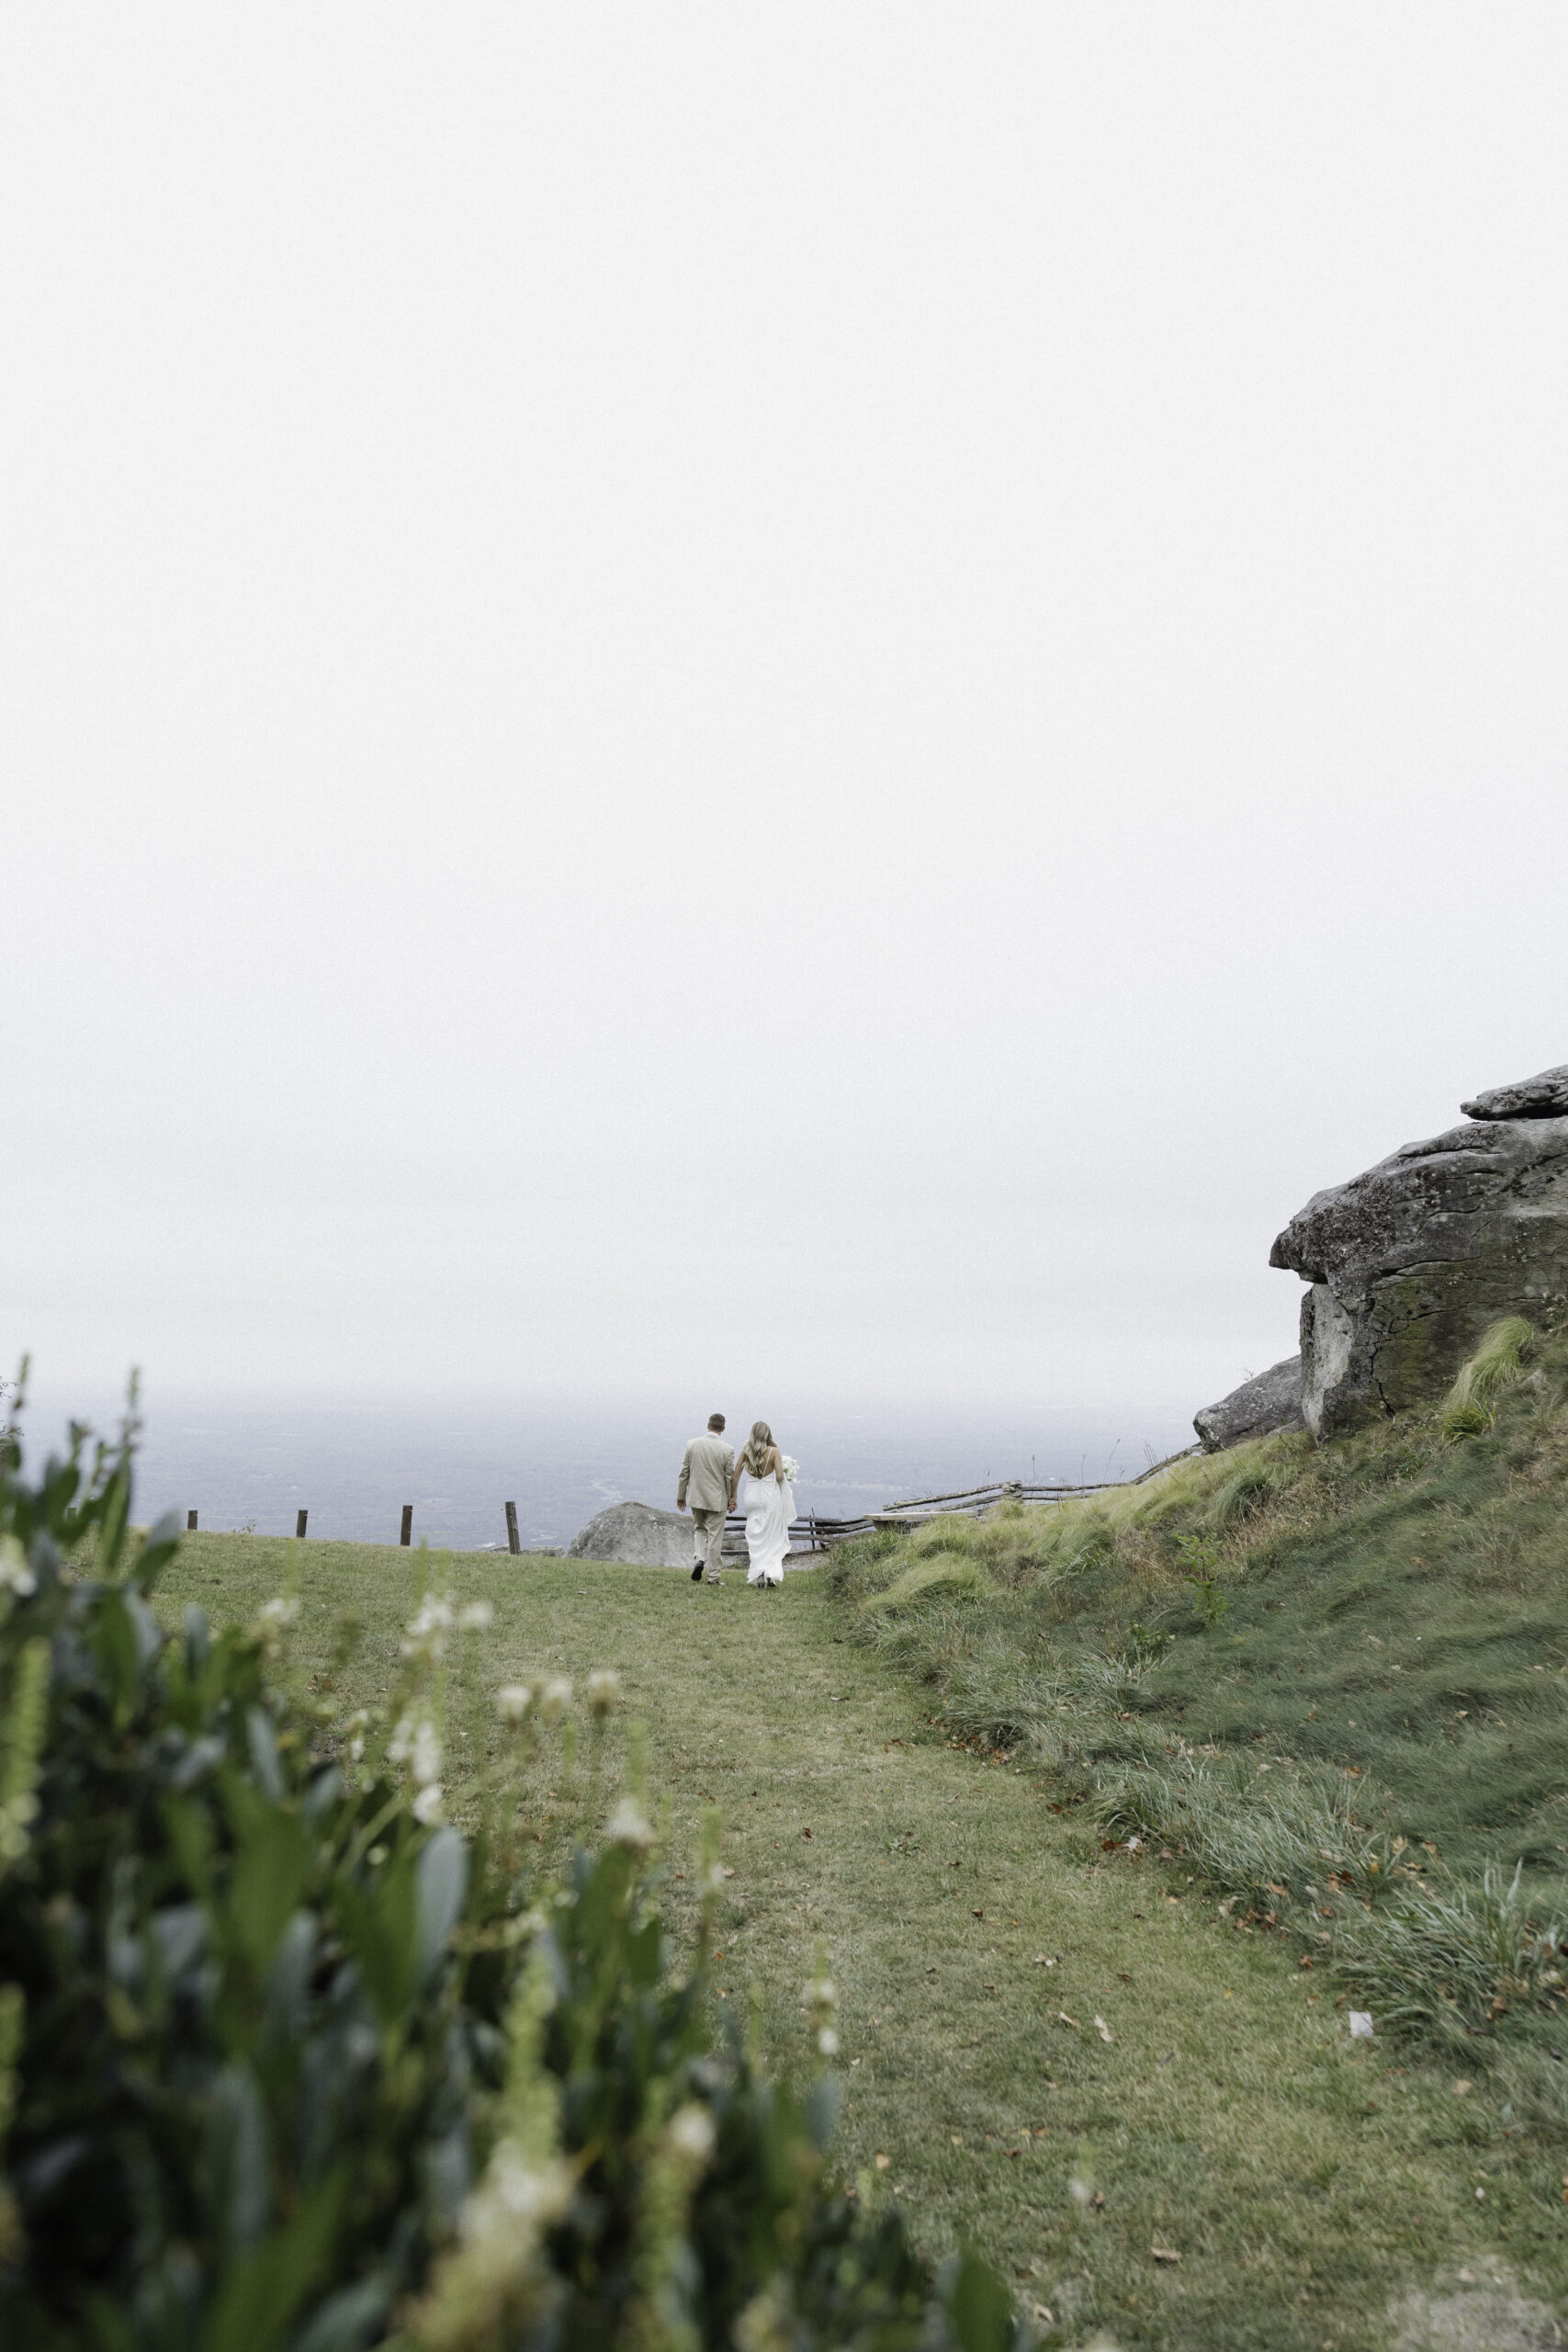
top-left (720, 1447), bottom-right (1201, 1555)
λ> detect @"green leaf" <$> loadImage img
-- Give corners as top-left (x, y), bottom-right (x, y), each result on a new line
top-left (334, 1852), bottom-right (419, 2027)
top-left (414, 1827), bottom-right (467, 1988)
top-left (39, 1451), bottom-right (85, 1539)
top-left (286, 2272), bottom-right (392, 2352)
top-left (77, 2290), bottom-right (139, 2352)
top-left (205, 2063), bottom-right (269, 2259)
top-left (227, 1806), bottom-right (313, 1969)
top-left (135, 1507), bottom-right (186, 1593)
top-left (943, 2245), bottom-right (1016, 2352)
top-left (201, 2165), bottom-right (348, 2352)
top-left (91, 1589), bottom-right (142, 1727)
top-left (95, 1458), bottom-right (132, 1581)
top-left (164, 1792), bottom-right (216, 1898)
top-left (246, 1707), bottom-right (285, 1801)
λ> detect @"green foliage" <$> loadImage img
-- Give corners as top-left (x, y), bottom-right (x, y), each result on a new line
top-left (407, 1833), bottom-right (1016, 2352)
top-left (1173, 1532), bottom-right (1227, 1626)
top-left (1093, 1747), bottom-right (1391, 1912)
top-left (827, 1321), bottom-right (1568, 2066)
top-left (1438, 1314), bottom-right (1535, 1441)
top-left (0, 1406), bottom-right (495, 2352)
top-left (0, 1396), bottom-right (1022, 2352)
top-left (1209, 1460), bottom-right (1286, 1533)
top-left (1331, 1861), bottom-right (1567, 2042)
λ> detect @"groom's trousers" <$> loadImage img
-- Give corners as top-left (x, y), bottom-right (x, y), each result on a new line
top-left (690, 1507), bottom-right (726, 1582)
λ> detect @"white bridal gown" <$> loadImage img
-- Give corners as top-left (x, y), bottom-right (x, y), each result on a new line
top-left (738, 1468), bottom-right (794, 1587)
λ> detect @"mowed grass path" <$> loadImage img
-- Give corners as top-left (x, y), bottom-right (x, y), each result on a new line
top-left (164, 1536), bottom-right (1567, 2352)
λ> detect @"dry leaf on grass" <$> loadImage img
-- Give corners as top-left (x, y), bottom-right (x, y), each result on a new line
top-left (1151, 2246), bottom-right (1182, 2264)
top-left (1094, 2016), bottom-right (1112, 2043)
top-left (874, 2154), bottom-right (891, 2171)
top-left (1056, 2011), bottom-right (1080, 2028)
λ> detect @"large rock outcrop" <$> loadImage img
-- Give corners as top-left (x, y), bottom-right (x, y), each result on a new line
top-left (1193, 1356), bottom-right (1305, 1452)
top-left (1269, 1070), bottom-right (1568, 1439)
top-left (565, 1501), bottom-right (696, 1565)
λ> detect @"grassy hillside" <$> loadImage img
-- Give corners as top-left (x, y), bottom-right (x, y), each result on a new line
top-left (825, 1319), bottom-right (1568, 2103)
top-left (152, 1523), bottom-right (1568, 2348)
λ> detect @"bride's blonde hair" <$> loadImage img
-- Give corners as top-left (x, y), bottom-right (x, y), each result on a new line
top-left (742, 1420), bottom-right (776, 1476)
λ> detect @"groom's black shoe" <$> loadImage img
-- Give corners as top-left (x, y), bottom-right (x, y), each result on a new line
top-left (691, 1561), bottom-right (704, 1581)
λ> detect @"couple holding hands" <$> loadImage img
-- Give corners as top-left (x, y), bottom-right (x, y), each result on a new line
top-left (676, 1414), bottom-right (798, 1589)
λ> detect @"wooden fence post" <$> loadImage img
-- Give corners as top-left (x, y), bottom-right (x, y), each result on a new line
top-left (504, 1501), bottom-right (520, 1555)
top-left (296, 1509), bottom-right (309, 1539)
top-left (400, 1505), bottom-right (413, 1547)
top-left (186, 1510), bottom-right (198, 1532)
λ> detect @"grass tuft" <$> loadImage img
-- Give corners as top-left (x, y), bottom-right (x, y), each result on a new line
top-left (1439, 1314), bottom-right (1535, 1442)
top-left (1091, 1746), bottom-right (1391, 1908)
top-left (858, 1546), bottom-right (985, 1615)
top-left (1332, 1862), bottom-right (1567, 2041)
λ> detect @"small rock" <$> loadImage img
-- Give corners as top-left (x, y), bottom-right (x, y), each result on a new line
top-left (565, 1501), bottom-right (695, 1565)
top-left (1461, 1063), bottom-right (1568, 1120)
top-left (1194, 1355), bottom-right (1305, 1452)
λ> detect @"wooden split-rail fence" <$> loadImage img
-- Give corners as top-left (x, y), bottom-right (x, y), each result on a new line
top-left (728, 1449), bottom-right (1200, 1556)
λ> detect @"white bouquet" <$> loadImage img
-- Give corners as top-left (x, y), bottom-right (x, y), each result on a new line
top-left (781, 1454), bottom-right (801, 1482)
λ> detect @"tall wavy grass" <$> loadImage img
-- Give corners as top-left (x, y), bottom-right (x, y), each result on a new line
top-left (1091, 1747), bottom-right (1391, 1905)
top-left (1439, 1315), bottom-right (1534, 1440)
top-left (842, 1436), bottom-right (1302, 1623)
top-left (1332, 1863), bottom-right (1568, 2040)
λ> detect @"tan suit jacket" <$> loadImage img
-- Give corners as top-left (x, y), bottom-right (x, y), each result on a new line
top-left (678, 1432), bottom-right (735, 1512)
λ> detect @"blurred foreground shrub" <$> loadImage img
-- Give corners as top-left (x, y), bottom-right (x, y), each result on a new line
top-left (0, 1397), bottom-right (1019, 2352)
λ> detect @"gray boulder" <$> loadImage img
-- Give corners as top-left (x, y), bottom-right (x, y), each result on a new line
top-left (1461, 1063), bottom-right (1568, 1120)
top-left (565, 1501), bottom-right (696, 1565)
top-left (1270, 1081), bottom-right (1568, 1439)
top-left (1193, 1356), bottom-right (1304, 1452)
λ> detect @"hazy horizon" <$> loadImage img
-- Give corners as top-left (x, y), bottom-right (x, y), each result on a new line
top-left (6, 1381), bottom-right (1196, 1552)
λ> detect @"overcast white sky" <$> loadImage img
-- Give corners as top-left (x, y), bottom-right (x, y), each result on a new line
top-left (5, 6), bottom-right (1567, 1427)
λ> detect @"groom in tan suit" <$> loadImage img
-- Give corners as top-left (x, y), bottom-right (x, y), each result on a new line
top-left (676, 1412), bottom-right (735, 1585)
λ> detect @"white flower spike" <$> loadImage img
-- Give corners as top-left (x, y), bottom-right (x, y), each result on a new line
top-left (0, 1536), bottom-right (36, 1598)
top-left (584, 1668), bottom-right (622, 1717)
top-left (668, 2106), bottom-right (716, 2164)
top-left (606, 1799), bottom-right (655, 1853)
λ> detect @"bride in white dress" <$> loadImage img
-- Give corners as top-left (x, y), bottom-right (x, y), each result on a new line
top-left (728, 1420), bottom-right (795, 1589)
